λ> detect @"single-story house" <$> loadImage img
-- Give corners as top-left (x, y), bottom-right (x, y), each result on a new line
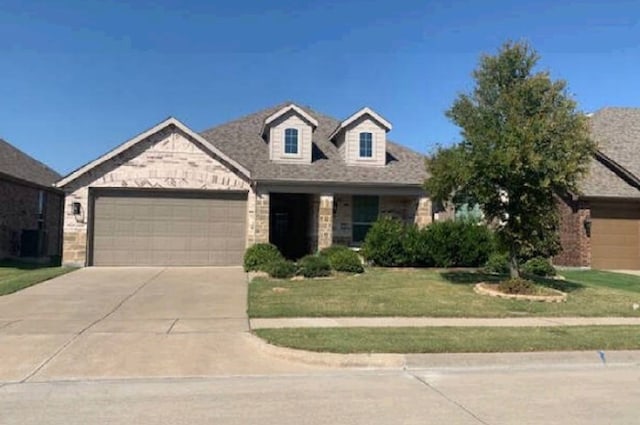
top-left (57, 103), bottom-right (431, 266)
top-left (556, 107), bottom-right (640, 270)
top-left (0, 139), bottom-right (64, 262)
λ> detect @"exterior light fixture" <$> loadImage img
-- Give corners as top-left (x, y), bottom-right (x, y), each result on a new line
top-left (583, 217), bottom-right (592, 237)
top-left (72, 202), bottom-right (82, 215)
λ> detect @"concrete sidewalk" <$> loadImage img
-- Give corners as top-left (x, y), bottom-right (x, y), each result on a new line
top-left (250, 316), bottom-right (640, 329)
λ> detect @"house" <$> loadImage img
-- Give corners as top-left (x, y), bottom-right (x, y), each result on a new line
top-left (56, 103), bottom-right (431, 266)
top-left (0, 139), bottom-right (64, 262)
top-left (555, 107), bottom-right (640, 270)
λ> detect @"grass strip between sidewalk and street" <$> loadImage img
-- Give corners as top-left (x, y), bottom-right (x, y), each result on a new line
top-left (254, 326), bottom-right (640, 353)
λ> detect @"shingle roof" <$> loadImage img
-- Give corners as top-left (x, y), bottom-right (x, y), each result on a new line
top-left (578, 108), bottom-right (640, 199)
top-left (200, 103), bottom-right (428, 186)
top-left (0, 138), bottom-right (61, 187)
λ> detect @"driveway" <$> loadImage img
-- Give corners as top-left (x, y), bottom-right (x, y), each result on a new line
top-left (0, 267), bottom-right (317, 383)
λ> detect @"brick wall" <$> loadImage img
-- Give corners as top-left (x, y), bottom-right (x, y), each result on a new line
top-left (0, 177), bottom-right (63, 260)
top-left (554, 196), bottom-right (591, 267)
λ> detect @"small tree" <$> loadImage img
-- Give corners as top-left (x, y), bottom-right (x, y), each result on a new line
top-left (425, 42), bottom-right (595, 278)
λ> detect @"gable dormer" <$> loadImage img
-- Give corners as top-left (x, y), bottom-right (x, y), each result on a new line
top-left (261, 104), bottom-right (318, 163)
top-left (329, 107), bottom-right (392, 167)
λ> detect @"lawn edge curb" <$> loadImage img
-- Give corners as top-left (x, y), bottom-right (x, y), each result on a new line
top-left (247, 332), bottom-right (406, 368)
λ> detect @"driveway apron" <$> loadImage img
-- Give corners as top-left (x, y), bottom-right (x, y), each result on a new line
top-left (0, 267), bottom-right (316, 382)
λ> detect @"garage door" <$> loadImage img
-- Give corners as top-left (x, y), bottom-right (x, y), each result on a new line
top-left (91, 190), bottom-right (247, 266)
top-left (591, 203), bottom-right (640, 270)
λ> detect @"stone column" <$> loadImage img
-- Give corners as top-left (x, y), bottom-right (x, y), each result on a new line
top-left (318, 194), bottom-right (334, 250)
top-left (414, 196), bottom-right (432, 228)
top-left (254, 191), bottom-right (270, 244)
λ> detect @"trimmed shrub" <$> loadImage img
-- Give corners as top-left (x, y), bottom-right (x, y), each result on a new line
top-left (361, 217), bottom-right (408, 266)
top-left (264, 259), bottom-right (297, 279)
top-left (403, 225), bottom-right (433, 267)
top-left (243, 243), bottom-right (284, 272)
top-left (484, 252), bottom-right (510, 274)
top-left (298, 255), bottom-right (332, 278)
top-left (498, 278), bottom-right (537, 295)
top-left (522, 257), bottom-right (556, 277)
top-left (424, 220), bottom-right (495, 268)
top-left (325, 248), bottom-right (364, 273)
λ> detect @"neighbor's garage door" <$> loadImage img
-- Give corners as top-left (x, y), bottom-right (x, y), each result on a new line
top-left (91, 190), bottom-right (247, 266)
top-left (591, 203), bottom-right (640, 270)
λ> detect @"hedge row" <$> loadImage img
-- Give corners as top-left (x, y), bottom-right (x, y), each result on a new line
top-left (243, 243), bottom-right (363, 278)
top-left (361, 217), bottom-right (496, 267)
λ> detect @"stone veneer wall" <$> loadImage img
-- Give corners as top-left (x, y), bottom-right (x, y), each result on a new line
top-left (61, 127), bottom-right (251, 266)
top-left (554, 196), bottom-right (591, 267)
top-left (0, 178), bottom-right (63, 260)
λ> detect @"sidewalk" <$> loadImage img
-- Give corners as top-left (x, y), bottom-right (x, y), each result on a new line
top-left (250, 316), bottom-right (640, 329)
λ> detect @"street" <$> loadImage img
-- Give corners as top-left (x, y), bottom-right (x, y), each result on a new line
top-left (2, 364), bottom-right (638, 425)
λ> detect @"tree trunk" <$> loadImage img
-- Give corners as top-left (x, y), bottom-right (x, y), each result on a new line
top-left (509, 245), bottom-right (520, 279)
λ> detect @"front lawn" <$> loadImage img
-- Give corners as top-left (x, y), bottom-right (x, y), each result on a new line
top-left (248, 268), bottom-right (640, 318)
top-left (255, 325), bottom-right (640, 353)
top-left (0, 261), bottom-right (76, 296)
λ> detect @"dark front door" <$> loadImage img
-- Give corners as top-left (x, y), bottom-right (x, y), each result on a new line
top-left (269, 193), bottom-right (310, 259)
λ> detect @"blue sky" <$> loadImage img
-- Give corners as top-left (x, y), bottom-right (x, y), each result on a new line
top-left (1, 0), bottom-right (638, 175)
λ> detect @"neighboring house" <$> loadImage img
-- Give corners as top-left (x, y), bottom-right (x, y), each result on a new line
top-left (555, 107), bottom-right (640, 270)
top-left (0, 139), bottom-right (64, 262)
top-left (56, 103), bottom-right (431, 266)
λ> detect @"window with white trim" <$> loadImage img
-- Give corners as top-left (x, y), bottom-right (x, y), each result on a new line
top-left (284, 128), bottom-right (299, 154)
top-left (359, 132), bottom-right (373, 158)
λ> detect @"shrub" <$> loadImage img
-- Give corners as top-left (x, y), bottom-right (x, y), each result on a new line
top-left (264, 259), bottom-right (297, 279)
top-left (361, 217), bottom-right (409, 266)
top-left (324, 248), bottom-right (364, 273)
top-left (403, 225), bottom-right (433, 267)
top-left (522, 257), bottom-right (556, 277)
top-left (297, 255), bottom-right (332, 278)
top-left (424, 220), bottom-right (495, 267)
top-left (243, 243), bottom-right (284, 272)
top-left (484, 252), bottom-right (510, 274)
top-left (498, 278), bottom-right (537, 295)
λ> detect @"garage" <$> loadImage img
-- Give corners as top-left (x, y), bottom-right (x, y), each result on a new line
top-left (90, 190), bottom-right (247, 266)
top-left (590, 202), bottom-right (640, 270)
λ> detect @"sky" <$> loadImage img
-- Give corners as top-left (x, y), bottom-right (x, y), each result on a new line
top-left (1, 0), bottom-right (639, 175)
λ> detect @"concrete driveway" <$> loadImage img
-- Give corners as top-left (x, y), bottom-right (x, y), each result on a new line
top-left (0, 267), bottom-right (317, 383)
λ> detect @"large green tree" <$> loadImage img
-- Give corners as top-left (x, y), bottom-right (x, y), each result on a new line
top-left (425, 42), bottom-right (595, 278)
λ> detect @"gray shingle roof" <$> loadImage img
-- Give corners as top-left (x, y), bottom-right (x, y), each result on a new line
top-left (578, 108), bottom-right (640, 199)
top-left (0, 138), bottom-right (61, 187)
top-left (200, 103), bottom-right (428, 186)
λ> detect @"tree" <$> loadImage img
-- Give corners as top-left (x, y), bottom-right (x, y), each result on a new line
top-left (425, 42), bottom-right (595, 279)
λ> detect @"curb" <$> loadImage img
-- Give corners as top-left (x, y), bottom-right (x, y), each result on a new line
top-left (247, 333), bottom-right (406, 368)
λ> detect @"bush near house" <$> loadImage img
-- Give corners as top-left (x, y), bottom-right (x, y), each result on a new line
top-left (297, 255), bottom-right (332, 278)
top-left (361, 217), bottom-right (495, 268)
top-left (522, 257), bottom-right (556, 277)
top-left (264, 259), bottom-right (297, 279)
top-left (319, 245), bottom-right (364, 274)
top-left (243, 243), bottom-right (284, 272)
top-left (483, 252), bottom-right (510, 274)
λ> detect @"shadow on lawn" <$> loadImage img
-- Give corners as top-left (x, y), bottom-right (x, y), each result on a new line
top-left (440, 271), bottom-right (585, 293)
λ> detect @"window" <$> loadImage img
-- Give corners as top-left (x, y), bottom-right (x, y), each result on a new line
top-left (284, 128), bottom-right (299, 154)
top-left (352, 195), bottom-right (379, 243)
top-left (359, 132), bottom-right (373, 158)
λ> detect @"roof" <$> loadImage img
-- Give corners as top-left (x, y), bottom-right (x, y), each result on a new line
top-left (200, 103), bottom-right (427, 186)
top-left (328, 107), bottom-right (392, 140)
top-left (261, 104), bottom-right (318, 136)
top-left (57, 117), bottom-right (251, 188)
top-left (0, 138), bottom-right (61, 188)
top-left (579, 107), bottom-right (640, 199)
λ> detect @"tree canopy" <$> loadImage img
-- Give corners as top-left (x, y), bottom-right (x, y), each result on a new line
top-left (425, 41), bottom-right (596, 278)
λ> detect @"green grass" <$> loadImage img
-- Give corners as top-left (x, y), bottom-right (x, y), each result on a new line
top-left (248, 268), bottom-right (640, 318)
top-left (255, 326), bottom-right (640, 353)
top-left (0, 261), bottom-right (77, 296)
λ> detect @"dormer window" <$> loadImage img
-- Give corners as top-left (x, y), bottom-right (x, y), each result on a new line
top-left (359, 132), bottom-right (373, 158)
top-left (284, 128), bottom-right (299, 155)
